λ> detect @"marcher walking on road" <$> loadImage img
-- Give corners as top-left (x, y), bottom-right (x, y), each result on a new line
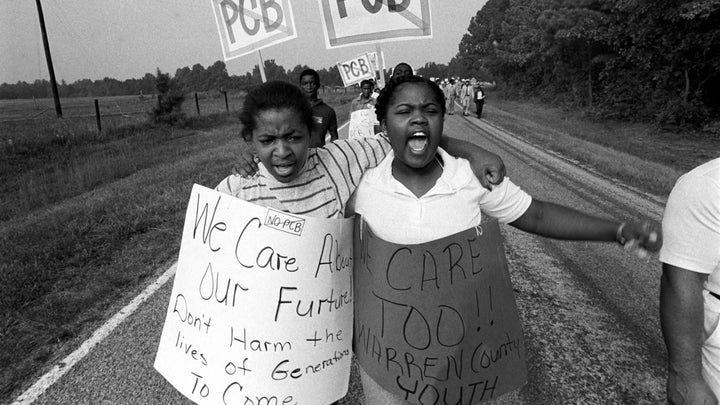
top-left (445, 78), bottom-right (458, 115)
top-left (299, 68), bottom-right (339, 147)
top-left (351, 79), bottom-right (376, 112)
top-left (462, 79), bottom-right (473, 116)
top-left (348, 74), bottom-right (663, 405)
top-left (475, 83), bottom-right (486, 118)
top-left (659, 157), bottom-right (720, 405)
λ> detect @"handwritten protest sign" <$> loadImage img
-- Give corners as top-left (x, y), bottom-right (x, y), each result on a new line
top-left (348, 109), bottom-right (378, 140)
top-left (211, 0), bottom-right (297, 61)
top-left (155, 184), bottom-right (353, 405)
top-left (337, 53), bottom-right (376, 87)
top-left (353, 216), bottom-right (527, 404)
top-left (317, 0), bottom-right (432, 48)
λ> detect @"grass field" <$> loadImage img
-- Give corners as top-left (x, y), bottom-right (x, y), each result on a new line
top-left (0, 89), bottom-right (716, 402)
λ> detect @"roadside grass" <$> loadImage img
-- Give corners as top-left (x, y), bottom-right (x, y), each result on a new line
top-left (484, 95), bottom-right (719, 197)
top-left (0, 114), bottom-right (241, 222)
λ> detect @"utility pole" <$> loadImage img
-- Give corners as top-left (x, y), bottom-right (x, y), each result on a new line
top-left (35, 0), bottom-right (62, 118)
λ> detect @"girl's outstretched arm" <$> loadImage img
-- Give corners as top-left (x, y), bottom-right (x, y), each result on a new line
top-left (509, 199), bottom-right (662, 252)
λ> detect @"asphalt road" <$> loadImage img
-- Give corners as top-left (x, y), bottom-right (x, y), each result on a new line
top-left (13, 114), bottom-right (668, 404)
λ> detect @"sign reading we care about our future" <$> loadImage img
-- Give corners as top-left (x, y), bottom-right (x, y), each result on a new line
top-left (317, 0), bottom-right (432, 48)
top-left (353, 217), bottom-right (527, 404)
top-left (155, 184), bottom-right (353, 405)
top-left (211, 0), bottom-right (297, 61)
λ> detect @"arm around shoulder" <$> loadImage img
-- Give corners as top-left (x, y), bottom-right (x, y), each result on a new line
top-left (439, 136), bottom-right (506, 190)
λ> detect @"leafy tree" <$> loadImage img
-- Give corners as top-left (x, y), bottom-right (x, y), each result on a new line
top-left (206, 61), bottom-right (231, 91)
top-left (148, 68), bottom-right (186, 126)
top-left (288, 64), bottom-right (312, 84)
top-left (456, 0), bottom-right (720, 127)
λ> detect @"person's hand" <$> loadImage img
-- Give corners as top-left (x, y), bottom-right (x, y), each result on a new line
top-left (667, 370), bottom-right (718, 404)
top-left (469, 150), bottom-right (506, 191)
top-left (620, 220), bottom-right (662, 258)
top-left (232, 144), bottom-right (259, 177)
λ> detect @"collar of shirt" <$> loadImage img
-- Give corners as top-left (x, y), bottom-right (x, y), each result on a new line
top-left (257, 151), bottom-right (314, 188)
top-left (363, 147), bottom-right (474, 198)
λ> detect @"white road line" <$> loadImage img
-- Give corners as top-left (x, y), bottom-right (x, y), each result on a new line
top-left (12, 261), bottom-right (178, 405)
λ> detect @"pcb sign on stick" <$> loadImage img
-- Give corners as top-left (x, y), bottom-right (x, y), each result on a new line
top-left (317, 0), bottom-right (432, 48)
top-left (337, 53), bottom-right (375, 87)
top-left (211, 0), bottom-right (297, 61)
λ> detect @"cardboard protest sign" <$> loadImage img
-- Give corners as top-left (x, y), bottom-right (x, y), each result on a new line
top-left (337, 53), bottom-right (376, 87)
top-left (211, 0), bottom-right (297, 61)
top-left (353, 216), bottom-right (527, 404)
top-left (155, 184), bottom-right (353, 405)
top-left (317, 0), bottom-right (432, 48)
top-left (348, 109), bottom-right (378, 140)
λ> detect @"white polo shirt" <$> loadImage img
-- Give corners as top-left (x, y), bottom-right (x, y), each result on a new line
top-left (347, 147), bottom-right (532, 244)
top-left (660, 158), bottom-right (720, 292)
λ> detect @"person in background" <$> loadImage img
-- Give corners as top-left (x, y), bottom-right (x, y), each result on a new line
top-left (392, 62), bottom-right (413, 79)
top-left (660, 157), bottom-right (720, 405)
top-left (351, 79), bottom-right (376, 112)
top-left (299, 68), bottom-right (338, 147)
top-left (444, 78), bottom-right (458, 115)
top-left (475, 83), bottom-right (486, 119)
top-left (462, 79), bottom-right (474, 116)
top-left (347, 75), bottom-right (662, 405)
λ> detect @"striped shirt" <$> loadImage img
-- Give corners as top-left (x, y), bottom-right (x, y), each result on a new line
top-left (216, 136), bottom-right (391, 219)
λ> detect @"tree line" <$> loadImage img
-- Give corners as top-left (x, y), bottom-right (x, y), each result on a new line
top-left (0, 58), bottom-right (466, 101)
top-left (0, 60), bottom-right (349, 100)
top-left (455, 0), bottom-right (720, 128)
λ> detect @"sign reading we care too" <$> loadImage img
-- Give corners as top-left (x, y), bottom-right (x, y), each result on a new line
top-left (353, 217), bottom-right (527, 404)
top-left (155, 184), bottom-right (353, 405)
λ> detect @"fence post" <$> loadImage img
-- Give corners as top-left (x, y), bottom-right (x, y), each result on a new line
top-left (224, 91), bottom-right (229, 112)
top-left (94, 99), bottom-right (102, 133)
top-left (195, 92), bottom-right (200, 116)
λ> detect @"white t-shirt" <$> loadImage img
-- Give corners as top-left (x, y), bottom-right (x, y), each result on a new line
top-left (347, 147), bottom-right (532, 244)
top-left (660, 158), bottom-right (720, 291)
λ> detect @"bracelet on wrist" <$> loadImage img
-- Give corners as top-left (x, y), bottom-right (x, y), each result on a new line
top-left (616, 222), bottom-right (627, 246)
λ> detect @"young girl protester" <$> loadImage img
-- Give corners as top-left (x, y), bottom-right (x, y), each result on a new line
top-left (219, 80), bottom-right (505, 217)
top-left (346, 75), bottom-right (663, 404)
top-left (216, 80), bottom-right (506, 403)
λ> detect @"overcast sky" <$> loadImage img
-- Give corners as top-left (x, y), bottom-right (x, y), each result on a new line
top-left (1, 1), bottom-right (486, 85)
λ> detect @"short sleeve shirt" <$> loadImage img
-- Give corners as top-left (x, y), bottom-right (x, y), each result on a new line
top-left (309, 99), bottom-right (338, 148)
top-left (347, 147), bottom-right (532, 244)
top-left (216, 136), bottom-right (391, 219)
top-left (660, 158), bottom-right (720, 290)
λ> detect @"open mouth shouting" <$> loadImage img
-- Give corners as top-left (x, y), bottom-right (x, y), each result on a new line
top-left (272, 162), bottom-right (296, 178)
top-left (408, 131), bottom-right (429, 154)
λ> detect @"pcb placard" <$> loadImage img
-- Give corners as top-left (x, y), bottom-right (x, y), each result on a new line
top-left (155, 184), bottom-right (353, 404)
top-left (353, 216), bottom-right (527, 404)
top-left (317, 0), bottom-right (432, 48)
top-left (337, 53), bottom-right (376, 87)
top-left (211, 0), bottom-right (297, 61)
